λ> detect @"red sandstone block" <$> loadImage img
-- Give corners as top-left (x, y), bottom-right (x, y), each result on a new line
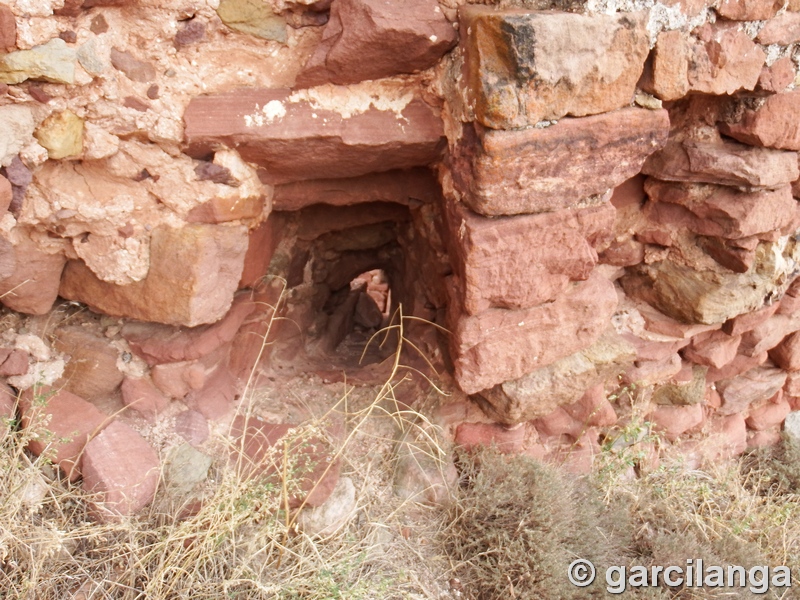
top-left (769, 331), bottom-right (800, 371)
top-left (716, 367), bottom-right (787, 416)
top-left (21, 388), bottom-right (110, 480)
top-left (455, 422), bottom-right (526, 453)
top-left (683, 330), bottom-right (741, 369)
top-left (184, 89), bottom-right (445, 185)
top-left (717, 0), bottom-right (782, 20)
top-left (746, 396), bottom-right (791, 431)
top-left (0, 348), bottom-right (28, 376)
top-left (296, 0), bottom-right (457, 87)
top-left (122, 295), bottom-right (256, 366)
top-left (443, 200), bottom-right (615, 315)
top-left (121, 376), bottom-right (170, 421)
top-left (648, 403), bottom-right (705, 442)
top-left (562, 384), bottom-right (617, 428)
top-left (723, 302), bottom-right (779, 336)
top-left (453, 108), bottom-right (669, 216)
top-left (82, 421), bottom-right (160, 522)
top-left (229, 416), bottom-right (340, 508)
top-left (450, 272), bottom-right (618, 394)
top-left (721, 91), bottom-right (800, 151)
top-left (747, 428), bottom-right (782, 448)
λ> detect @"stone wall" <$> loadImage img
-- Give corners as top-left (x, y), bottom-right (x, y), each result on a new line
top-left (3, 0), bottom-right (800, 517)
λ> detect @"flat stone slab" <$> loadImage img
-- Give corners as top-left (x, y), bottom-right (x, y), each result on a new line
top-left (184, 88), bottom-right (446, 184)
top-left (452, 107), bottom-right (668, 216)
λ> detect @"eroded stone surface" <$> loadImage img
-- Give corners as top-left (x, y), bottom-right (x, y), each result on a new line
top-left (297, 0), bottom-right (457, 87)
top-left (60, 224), bottom-right (249, 327)
top-left (622, 239), bottom-right (800, 325)
top-left (451, 272), bottom-right (618, 394)
top-left (721, 92), bottom-right (800, 151)
top-left (460, 8), bottom-right (649, 129)
top-left (184, 87), bottom-right (445, 184)
top-left (452, 107), bottom-right (668, 216)
top-left (443, 200), bottom-right (614, 314)
top-left (478, 332), bottom-right (635, 424)
top-left (82, 421), bottom-right (160, 522)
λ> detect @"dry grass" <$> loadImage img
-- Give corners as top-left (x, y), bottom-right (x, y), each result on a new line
top-left (0, 304), bottom-right (457, 599)
top-left (1, 299), bottom-right (800, 598)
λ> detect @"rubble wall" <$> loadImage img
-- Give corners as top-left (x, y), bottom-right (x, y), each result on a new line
top-left (3, 0), bottom-right (800, 516)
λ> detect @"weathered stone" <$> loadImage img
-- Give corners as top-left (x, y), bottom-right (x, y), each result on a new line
top-left (184, 366), bottom-right (238, 421)
top-left (393, 427), bottom-right (456, 505)
top-left (186, 195), bottom-right (263, 224)
top-left (756, 57), bottom-right (795, 94)
top-left (642, 139), bottom-right (798, 189)
top-left (769, 331), bottom-right (800, 371)
top-left (109, 48), bottom-right (156, 83)
top-left (0, 38), bottom-right (76, 84)
top-left (644, 30), bottom-right (689, 101)
top-left (652, 365), bottom-right (707, 405)
top-left (0, 175), bottom-right (11, 213)
top-left (82, 421), bottom-right (159, 522)
top-left (634, 299), bottom-right (719, 339)
top-left (0, 106), bottom-right (34, 167)
top-left (53, 327), bottom-right (123, 401)
top-left (297, 0), bottom-right (456, 87)
top-left (297, 476), bottom-right (357, 537)
top-left (184, 88), bottom-right (445, 185)
top-left (740, 313), bottom-right (800, 357)
top-left (122, 295), bottom-right (256, 365)
top-left (20, 387), bottom-right (109, 481)
top-left (120, 377), bottom-right (170, 420)
top-left (60, 224), bottom-right (249, 327)
top-left (477, 331), bottom-right (634, 424)
top-left (717, 367), bottom-right (787, 416)
top-left (717, 0), bottom-right (782, 20)
top-left (163, 443), bottom-right (212, 494)
top-left (273, 168), bottom-right (440, 211)
top-left (723, 302), bottom-right (779, 336)
top-left (688, 24), bottom-right (765, 95)
top-left (648, 403), bottom-right (704, 442)
top-left (721, 92), bottom-right (800, 152)
top-left (683, 330), bottom-right (741, 369)
top-left (0, 349), bottom-right (28, 377)
top-left (216, 0), bottom-right (287, 43)
top-left (239, 220), bottom-right (276, 288)
top-left (174, 409), bottom-right (209, 446)
top-left (746, 395), bottom-right (791, 431)
top-left (34, 110), bottom-right (84, 160)
top-left (150, 347), bottom-right (227, 399)
top-left (563, 384), bottom-right (617, 428)
top-left (460, 8), bottom-right (649, 129)
top-left (174, 18), bottom-right (206, 49)
top-left (622, 239), bottom-right (800, 325)
top-left (0, 5), bottom-right (16, 52)
top-left (748, 428), bottom-right (782, 448)
top-left (451, 273), bottom-right (618, 395)
top-left (643, 180), bottom-right (798, 240)
top-left (453, 107), bottom-right (668, 216)
top-left (443, 200), bottom-right (614, 314)
top-left (90, 13), bottom-right (109, 34)
top-left (230, 416), bottom-right (341, 508)
top-left (3, 156), bottom-right (31, 214)
top-left (706, 351), bottom-right (767, 383)
top-left (0, 231), bottom-right (66, 315)
top-left (757, 11), bottom-right (800, 45)
top-left (454, 422), bottom-right (526, 453)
